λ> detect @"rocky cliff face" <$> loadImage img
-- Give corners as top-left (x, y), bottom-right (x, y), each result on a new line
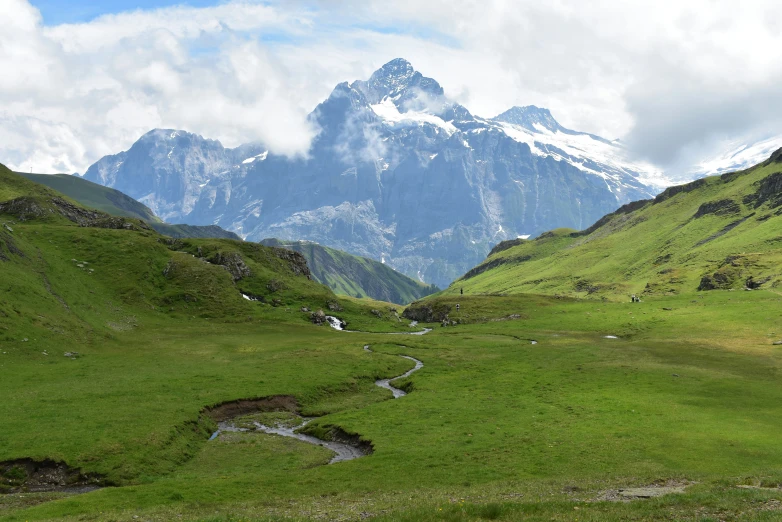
top-left (84, 130), bottom-right (262, 222)
top-left (83, 59), bottom-right (663, 288)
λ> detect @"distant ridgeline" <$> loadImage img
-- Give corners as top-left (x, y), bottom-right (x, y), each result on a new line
top-left (450, 148), bottom-right (782, 299)
top-left (19, 172), bottom-right (240, 240)
top-left (260, 239), bottom-right (439, 305)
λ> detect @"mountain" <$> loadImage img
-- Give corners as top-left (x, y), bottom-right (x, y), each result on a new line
top-left (84, 129), bottom-right (263, 222)
top-left (21, 171), bottom-right (241, 240)
top-left (83, 58), bottom-right (665, 288)
top-left (444, 149), bottom-right (782, 299)
top-left (260, 238), bottom-right (438, 304)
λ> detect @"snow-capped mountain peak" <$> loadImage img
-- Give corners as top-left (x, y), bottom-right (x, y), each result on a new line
top-left (353, 58), bottom-right (446, 111)
top-left (493, 105), bottom-right (561, 133)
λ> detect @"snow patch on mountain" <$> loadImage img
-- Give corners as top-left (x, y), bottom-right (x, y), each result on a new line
top-left (242, 151), bottom-right (268, 164)
top-left (492, 115), bottom-right (671, 190)
top-left (370, 98), bottom-right (457, 135)
top-left (692, 136), bottom-right (782, 177)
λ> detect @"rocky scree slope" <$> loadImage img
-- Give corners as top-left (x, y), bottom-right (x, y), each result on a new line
top-left (446, 149), bottom-right (782, 299)
top-left (84, 58), bottom-right (665, 288)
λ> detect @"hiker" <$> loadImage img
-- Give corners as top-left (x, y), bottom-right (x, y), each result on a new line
top-left (456, 303), bottom-right (460, 312)
top-left (460, 287), bottom-right (463, 295)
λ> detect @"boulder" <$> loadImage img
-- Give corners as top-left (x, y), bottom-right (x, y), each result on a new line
top-left (311, 309), bottom-right (326, 325)
top-left (207, 252), bottom-right (251, 281)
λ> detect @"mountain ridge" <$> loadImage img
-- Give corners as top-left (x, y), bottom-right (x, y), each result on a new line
top-left (82, 58), bottom-right (671, 288)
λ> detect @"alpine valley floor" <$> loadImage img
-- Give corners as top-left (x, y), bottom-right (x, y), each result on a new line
top-left (3, 291), bottom-right (782, 521)
top-left (3, 160), bottom-right (782, 521)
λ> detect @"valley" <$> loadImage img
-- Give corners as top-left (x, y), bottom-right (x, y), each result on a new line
top-left (2, 154), bottom-right (782, 520)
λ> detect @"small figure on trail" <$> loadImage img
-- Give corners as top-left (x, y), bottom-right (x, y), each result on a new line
top-left (456, 303), bottom-right (460, 312)
top-left (460, 287), bottom-right (463, 295)
top-left (631, 294), bottom-right (639, 303)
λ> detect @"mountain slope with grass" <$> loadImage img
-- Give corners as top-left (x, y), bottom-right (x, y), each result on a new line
top-left (445, 149), bottom-right (782, 300)
top-left (260, 238), bottom-right (439, 304)
top-left (19, 171), bottom-right (241, 240)
top-left (19, 172), bottom-right (160, 222)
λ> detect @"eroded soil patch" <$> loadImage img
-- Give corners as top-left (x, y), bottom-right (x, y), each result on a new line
top-left (0, 458), bottom-right (105, 494)
top-left (204, 395), bottom-right (299, 422)
top-left (595, 479), bottom-right (694, 502)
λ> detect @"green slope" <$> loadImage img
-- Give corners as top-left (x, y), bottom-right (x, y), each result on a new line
top-left (148, 222), bottom-right (241, 240)
top-left (446, 149), bottom-right (782, 300)
top-left (260, 238), bottom-right (439, 305)
top-left (19, 172), bottom-right (240, 240)
top-left (19, 172), bottom-right (160, 222)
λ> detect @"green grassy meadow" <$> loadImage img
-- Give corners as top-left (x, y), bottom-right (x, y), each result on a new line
top-left (3, 289), bottom-right (782, 521)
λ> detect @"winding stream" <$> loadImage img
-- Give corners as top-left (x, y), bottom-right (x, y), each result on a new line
top-left (212, 325), bottom-right (429, 463)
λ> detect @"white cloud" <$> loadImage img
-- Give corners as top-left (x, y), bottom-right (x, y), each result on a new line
top-left (2, 0), bottom-right (782, 175)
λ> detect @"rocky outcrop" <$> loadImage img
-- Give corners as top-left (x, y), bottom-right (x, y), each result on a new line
top-left (207, 252), bottom-right (251, 282)
top-left (310, 309), bottom-right (326, 325)
top-left (0, 230), bottom-right (23, 261)
top-left (270, 247), bottom-right (311, 279)
top-left (693, 199), bottom-right (741, 218)
top-left (744, 172), bottom-right (782, 209)
top-left (402, 302), bottom-right (451, 323)
top-left (653, 179), bottom-right (708, 204)
top-left (488, 238), bottom-right (527, 256)
top-left (0, 196), bottom-right (150, 231)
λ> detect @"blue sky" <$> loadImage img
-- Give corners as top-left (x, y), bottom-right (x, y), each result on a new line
top-left (31, 0), bottom-right (221, 24)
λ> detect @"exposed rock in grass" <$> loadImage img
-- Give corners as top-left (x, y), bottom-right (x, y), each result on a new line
top-left (265, 279), bottom-right (286, 292)
top-left (596, 480), bottom-right (692, 502)
top-left (311, 309), bottom-right (326, 325)
top-left (269, 247), bottom-right (311, 279)
top-left (207, 252), bottom-right (251, 282)
top-left (0, 196), bottom-right (150, 231)
top-left (653, 178), bottom-right (707, 204)
top-left (693, 199), bottom-right (741, 218)
top-left (746, 276), bottom-right (771, 289)
top-left (402, 302), bottom-right (451, 323)
top-left (744, 172), bottom-right (782, 209)
top-left (695, 215), bottom-right (753, 246)
top-left (488, 238), bottom-right (528, 256)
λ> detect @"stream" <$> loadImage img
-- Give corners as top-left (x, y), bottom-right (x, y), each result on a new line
top-left (211, 324), bottom-right (428, 463)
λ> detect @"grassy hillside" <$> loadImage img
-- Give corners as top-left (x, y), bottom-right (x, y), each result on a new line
top-left (19, 173), bottom-right (160, 222)
top-left (19, 172), bottom-right (240, 240)
top-left (446, 149), bottom-right (782, 300)
top-left (149, 222), bottom-right (241, 240)
top-left (261, 238), bottom-right (439, 305)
